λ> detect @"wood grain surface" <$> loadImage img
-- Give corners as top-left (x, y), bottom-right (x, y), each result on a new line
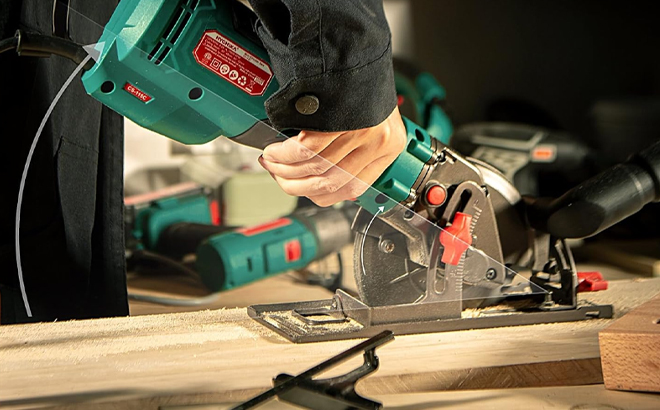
top-left (0, 278), bottom-right (658, 410)
top-left (159, 384), bottom-right (660, 410)
top-left (600, 293), bottom-right (660, 393)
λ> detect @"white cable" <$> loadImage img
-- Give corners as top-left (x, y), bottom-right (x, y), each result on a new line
top-left (15, 54), bottom-right (92, 317)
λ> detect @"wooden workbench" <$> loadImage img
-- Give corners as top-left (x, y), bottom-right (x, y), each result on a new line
top-left (1, 278), bottom-right (659, 409)
top-left (162, 385), bottom-right (660, 410)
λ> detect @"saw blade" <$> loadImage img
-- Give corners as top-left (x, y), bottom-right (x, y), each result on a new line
top-left (353, 222), bottom-right (431, 307)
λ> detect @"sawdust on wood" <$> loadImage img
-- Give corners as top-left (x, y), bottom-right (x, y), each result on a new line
top-left (0, 308), bottom-right (261, 369)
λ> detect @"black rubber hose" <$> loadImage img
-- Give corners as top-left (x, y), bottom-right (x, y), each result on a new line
top-left (525, 139), bottom-right (660, 239)
top-left (0, 36), bottom-right (18, 54)
top-left (15, 30), bottom-right (95, 70)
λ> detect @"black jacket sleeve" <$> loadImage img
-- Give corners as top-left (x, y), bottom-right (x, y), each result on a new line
top-left (247, 0), bottom-right (397, 132)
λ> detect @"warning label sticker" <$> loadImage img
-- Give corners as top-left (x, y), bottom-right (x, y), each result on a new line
top-left (193, 30), bottom-right (273, 96)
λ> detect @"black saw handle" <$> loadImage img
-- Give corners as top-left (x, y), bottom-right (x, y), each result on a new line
top-left (525, 139), bottom-right (660, 239)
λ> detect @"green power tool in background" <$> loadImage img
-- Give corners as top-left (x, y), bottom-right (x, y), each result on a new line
top-left (125, 182), bottom-right (357, 293)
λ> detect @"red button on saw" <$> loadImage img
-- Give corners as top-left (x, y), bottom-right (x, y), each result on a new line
top-left (439, 212), bottom-right (473, 266)
top-left (426, 185), bottom-right (447, 206)
top-left (285, 239), bottom-right (302, 263)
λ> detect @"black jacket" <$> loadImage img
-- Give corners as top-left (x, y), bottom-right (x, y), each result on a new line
top-left (248, 0), bottom-right (397, 131)
top-left (0, 0), bottom-right (395, 323)
top-left (0, 0), bottom-right (127, 324)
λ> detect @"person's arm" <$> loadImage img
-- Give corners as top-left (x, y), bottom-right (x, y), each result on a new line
top-left (247, 0), bottom-right (407, 206)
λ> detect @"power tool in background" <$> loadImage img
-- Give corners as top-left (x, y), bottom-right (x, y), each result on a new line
top-left (393, 59), bottom-right (596, 200)
top-left (124, 181), bottom-right (224, 254)
top-left (125, 182), bottom-right (357, 297)
top-left (451, 122), bottom-right (595, 198)
top-left (3, 0), bottom-right (660, 342)
top-left (393, 57), bottom-right (452, 146)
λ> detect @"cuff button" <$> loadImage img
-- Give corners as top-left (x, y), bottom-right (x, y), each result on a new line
top-left (295, 94), bottom-right (320, 115)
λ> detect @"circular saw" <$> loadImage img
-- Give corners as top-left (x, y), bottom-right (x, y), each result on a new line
top-left (248, 131), bottom-right (660, 342)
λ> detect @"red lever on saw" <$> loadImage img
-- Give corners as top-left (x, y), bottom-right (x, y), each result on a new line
top-left (577, 271), bottom-right (608, 292)
top-left (439, 212), bottom-right (473, 266)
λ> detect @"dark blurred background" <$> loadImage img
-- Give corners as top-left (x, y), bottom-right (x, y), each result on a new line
top-left (407, 0), bottom-right (659, 162)
top-left (385, 0), bottom-right (659, 268)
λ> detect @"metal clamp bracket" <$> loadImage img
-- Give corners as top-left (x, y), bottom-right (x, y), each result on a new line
top-left (233, 331), bottom-right (394, 409)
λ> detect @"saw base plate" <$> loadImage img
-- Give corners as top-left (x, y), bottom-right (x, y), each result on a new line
top-left (247, 290), bottom-right (614, 343)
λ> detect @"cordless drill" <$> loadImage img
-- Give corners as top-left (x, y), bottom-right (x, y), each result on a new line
top-left (126, 183), bottom-right (356, 292)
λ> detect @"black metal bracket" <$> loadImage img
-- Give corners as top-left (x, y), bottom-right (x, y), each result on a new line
top-left (232, 331), bottom-right (394, 410)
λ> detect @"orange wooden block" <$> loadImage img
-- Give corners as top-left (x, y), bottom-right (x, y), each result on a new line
top-left (600, 293), bottom-right (660, 393)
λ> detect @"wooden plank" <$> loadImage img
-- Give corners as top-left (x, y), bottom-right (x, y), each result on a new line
top-left (156, 384), bottom-right (660, 410)
top-left (6, 384), bottom-right (660, 410)
top-left (375, 384), bottom-right (660, 410)
top-left (0, 279), bottom-right (658, 410)
top-left (578, 240), bottom-right (660, 277)
top-left (127, 272), bottom-right (335, 316)
top-left (600, 293), bottom-right (660, 393)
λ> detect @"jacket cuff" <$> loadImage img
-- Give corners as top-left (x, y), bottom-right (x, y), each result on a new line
top-left (264, 44), bottom-right (398, 132)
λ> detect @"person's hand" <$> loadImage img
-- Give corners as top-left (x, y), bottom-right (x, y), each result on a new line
top-left (258, 106), bottom-right (407, 207)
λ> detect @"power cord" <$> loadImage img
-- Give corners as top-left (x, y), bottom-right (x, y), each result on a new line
top-left (127, 291), bottom-right (222, 307)
top-left (3, 30), bottom-right (95, 316)
top-left (127, 249), bottom-right (223, 307)
top-left (0, 36), bottom-right (18, 54)
top-left (128, 249), bottom-right (202, 282)
top-left (0, 30), bottom-right (93, 69)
